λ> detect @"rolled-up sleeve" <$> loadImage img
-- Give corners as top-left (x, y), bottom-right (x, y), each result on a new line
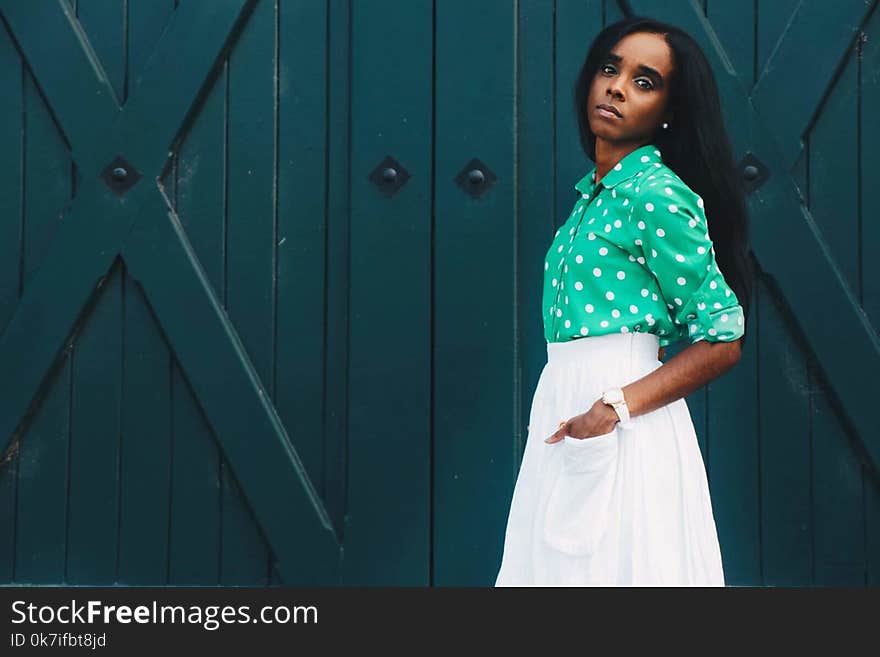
top-left (634, 178), bottom-right (745, 344)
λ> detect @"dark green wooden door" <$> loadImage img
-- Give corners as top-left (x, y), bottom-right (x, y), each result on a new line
top-left (1, 0), bottom-right (878, 587)
top-left (0, 0), bottom-right (339, 585)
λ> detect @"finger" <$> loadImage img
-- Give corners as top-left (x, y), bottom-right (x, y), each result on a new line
top-left (544, 421), bottom-right (568, 444)
top-left (544, 427), bottom-right (562, 443)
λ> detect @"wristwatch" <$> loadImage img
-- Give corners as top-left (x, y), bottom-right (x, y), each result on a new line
top-left (601, 386), bottom-right (634, 429)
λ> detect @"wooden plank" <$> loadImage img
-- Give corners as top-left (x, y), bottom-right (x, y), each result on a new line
top-left (0, 11), bottom-right (22, 584)
top-left (757, 280), bottom-right (812, 585)
top-left (65, 260), bottom-right (122, 584)
top-left (168, 357), bottom-right (222, 584)
top-left (867, 466), bottom-right (880, 585)
top-left (220, 0), bottom-right (275, 583)
top-left (14, 72), bottom-right (73, 584)
top-left (322, 0), bottom-right (356, 581)
top-left (707, 300), bottom-right (760, 585)
top-left (517, 0), bottom-right (557, 488)
top-left (172, 79), bottom-right (239, 583)
top-left (707, 0), bottom-right (758, 89)
top-left (811, 360), bottom-right (866, 585)
top-left (319, 0), bottom-right (349, 588)
top-left (344, 0), bottom-right (432, 585)
top-left (808, 49), bottom-right (859, 296)
top-left (174, 61), bottom-right (243, 585)
top-left (14, 359), bottom-right (70, 583)
top-left (0, 450), bottom-right (15, 581)
top-left (806, 40), bottom-right (871, 586)
top-left (117, 278), bottom-right (172, 584)
top-left (433, 0), bottom-right (515, 585)
top-left (220, 470), bottom-right (270, 584)
top-left (120, 192), bottom-right (339, 584)
top-left (751, 0), bottom-right (874, 167)
top-left (862, 7), bottom-right (880, 356)
top-left (690, 385), bottom-right (709, 475)
top-left (275, 0), bottom-right (331, 569)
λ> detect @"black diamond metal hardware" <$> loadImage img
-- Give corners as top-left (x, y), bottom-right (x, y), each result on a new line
top-left (369, 155), bottom-right (410, 198)
top-left (100, 155), bottom-right (142, 197)
top-left (455, 157), bottom-right (497, 198)
top-left (737, 151), bottom-right (770, 195)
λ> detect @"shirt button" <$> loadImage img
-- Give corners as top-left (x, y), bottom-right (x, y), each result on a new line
top-left (686, 313), bottom-right (696, 320)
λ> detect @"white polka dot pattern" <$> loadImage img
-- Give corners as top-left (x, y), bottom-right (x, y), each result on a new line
top-left (542, 143), bottom-right (746, 347)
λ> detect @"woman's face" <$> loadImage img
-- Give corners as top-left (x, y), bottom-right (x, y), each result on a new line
top-left (587, 31), bottom-right (675, 144)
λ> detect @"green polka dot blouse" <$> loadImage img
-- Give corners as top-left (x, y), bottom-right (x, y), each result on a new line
top-left (543, 143), bottom-right (745, 347)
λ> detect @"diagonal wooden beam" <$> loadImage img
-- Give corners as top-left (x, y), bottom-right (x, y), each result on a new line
top-left (0, 0), bottom-right (254, 177)
top-left (629, 0), bottom-right (880, 473)
top-left (0, 178), bottom-right (133, 454)
top-left (120, 190), bottom-right (341, 585)
top-left (111, 0), bottom-right (255, 174)
top-left (750, 0), bottom-right (874, 166)
top-left (0, 0), bottom-right (120, 172)
top-left (0, 0), bottom-right (257, 458)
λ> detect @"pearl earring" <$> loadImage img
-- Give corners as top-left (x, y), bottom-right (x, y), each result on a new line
top-left (662, 122), bottom-right (669, 129)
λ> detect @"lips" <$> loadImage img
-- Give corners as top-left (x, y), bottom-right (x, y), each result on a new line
top-left (596, 103), bottom-right (622, 118)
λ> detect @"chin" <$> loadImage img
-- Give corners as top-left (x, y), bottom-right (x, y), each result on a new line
top-left (589, 124), bottom-right (617, 139)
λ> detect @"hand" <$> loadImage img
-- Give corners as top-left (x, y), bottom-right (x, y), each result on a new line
top-left (544, 398), bottom-right (620, 444)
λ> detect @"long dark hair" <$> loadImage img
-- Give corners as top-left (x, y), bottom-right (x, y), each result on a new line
top-left (574, 16), bottom-right (756, 347)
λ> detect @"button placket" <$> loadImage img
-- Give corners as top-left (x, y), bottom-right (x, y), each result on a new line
top-left (553, 198), bottom-right (585, 338)
top-left (562, 189), bottom-right (600, 338)
top-left (552, 179), bottom-right (602, 340)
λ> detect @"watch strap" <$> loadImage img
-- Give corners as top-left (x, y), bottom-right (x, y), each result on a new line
top-left (603, 387), bottom-right (634, 429)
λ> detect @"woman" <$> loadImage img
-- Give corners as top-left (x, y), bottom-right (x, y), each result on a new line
top-left (495, 16), bottom-right (755, 586)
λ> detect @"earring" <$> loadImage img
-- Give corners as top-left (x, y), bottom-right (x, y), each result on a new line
top-left (662, 122), bottom-right (669, 129)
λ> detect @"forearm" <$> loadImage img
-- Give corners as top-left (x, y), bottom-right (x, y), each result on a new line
top-left (621, 339), bottom-right (742, 418)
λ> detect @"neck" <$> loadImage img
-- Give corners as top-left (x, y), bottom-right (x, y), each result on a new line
top-left (594, 138), bottom-right (649, 183)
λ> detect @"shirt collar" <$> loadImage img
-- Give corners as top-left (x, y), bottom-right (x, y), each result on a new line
top-left (574, 143), bottom-right (663, 194)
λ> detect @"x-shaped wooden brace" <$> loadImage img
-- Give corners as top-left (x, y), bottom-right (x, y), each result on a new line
top-left (629, 0), bottom-right (880, 474)
top-left (0, 0), bottom-right (340, 584)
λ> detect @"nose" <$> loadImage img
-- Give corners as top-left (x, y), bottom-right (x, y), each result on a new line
top-left (606, 78), bottom-right (624, 100)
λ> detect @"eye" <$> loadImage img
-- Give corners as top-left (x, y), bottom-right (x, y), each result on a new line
top-left (600, 64), bottom-right (654, 90)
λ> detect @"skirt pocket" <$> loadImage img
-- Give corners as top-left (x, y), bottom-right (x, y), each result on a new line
top-left (541, 428), bottom-right (619, 556)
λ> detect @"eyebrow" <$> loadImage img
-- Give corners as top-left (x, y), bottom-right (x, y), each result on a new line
top-left (605, 52), bottom-right (666, 88)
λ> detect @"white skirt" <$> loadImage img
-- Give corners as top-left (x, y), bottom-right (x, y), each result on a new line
top-left (495, 331), bottom-right (725, 586)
